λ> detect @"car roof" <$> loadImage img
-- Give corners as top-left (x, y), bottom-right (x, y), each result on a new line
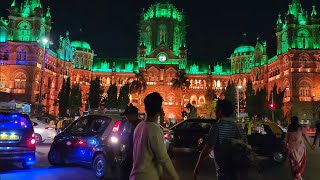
top-left (170, 119), bottom-right (216, 129)
top-left (239, 121), bottom-right (284, 134)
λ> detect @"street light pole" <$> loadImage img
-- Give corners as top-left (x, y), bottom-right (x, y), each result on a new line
top-left (237, 85), bottom-right (242, 119)
top-left (37, 38), bottom-right (49, 117)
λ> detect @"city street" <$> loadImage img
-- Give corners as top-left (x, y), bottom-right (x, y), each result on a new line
top-left (0, 143), bottom-right (319, 180)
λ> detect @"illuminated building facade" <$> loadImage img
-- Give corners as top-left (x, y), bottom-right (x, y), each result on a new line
top-left (1, 0), bottom-right (320, 123)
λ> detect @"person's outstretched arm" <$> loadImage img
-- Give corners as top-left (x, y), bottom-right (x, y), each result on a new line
top-left (150, 127), bottom-right (179, 180)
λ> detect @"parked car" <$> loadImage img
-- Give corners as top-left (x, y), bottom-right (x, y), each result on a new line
top-left (0, 112), bottom-right (36, 169)
top-left (238, 121), bottom-right (287, 163)
top-left (31, 119), bottom-right (56, 144)
top-left (166, 119), bottom-right (216, 153)
top-left (48, 113), bottom-right (128, 179)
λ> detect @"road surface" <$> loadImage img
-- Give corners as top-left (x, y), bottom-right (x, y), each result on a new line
top-left (0, 143), bottom-right (319, 180)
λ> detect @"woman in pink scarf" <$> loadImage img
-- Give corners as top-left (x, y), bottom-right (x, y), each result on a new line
top-left (286, 116), bottom-right (313, 180)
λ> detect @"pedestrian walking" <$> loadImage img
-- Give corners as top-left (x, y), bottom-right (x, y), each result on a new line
top-left (193, 99), bottom-right (248, 180)
top-left (120, 105), bottom-right (141, 180)
top-left (286, 116), bottom-right (313, 180)
top-left (312, 120), bottom-right (320, 149)
top-left (130, 92), bottom-right (179, 180)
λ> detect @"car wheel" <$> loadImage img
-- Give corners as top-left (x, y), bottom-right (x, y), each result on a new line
top-left (22, 162), bottom-right (32, 169)
top-left (34, 133), bottom-right (42, 144)
top-left (48, 149), bottom-right (64, 166)
top-left (93, 154), bottom-right (107, 179)
top-left (273, 152), bottom-right (286, 163)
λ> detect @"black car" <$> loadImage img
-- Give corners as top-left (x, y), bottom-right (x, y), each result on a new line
top-left (0, 112), bottom-right (36, 169)
top-left (166, 119), bottom-right (216, 153)
top-left (238, 121), bottom-right (288, 163)
top-left (48, 113), bottom-right (132, 179)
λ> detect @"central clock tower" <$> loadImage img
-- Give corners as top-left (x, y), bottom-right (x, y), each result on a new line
top-left (137, 1), bottom-right (187, 69)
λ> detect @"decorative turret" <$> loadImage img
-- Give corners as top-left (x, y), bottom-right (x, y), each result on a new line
top-left (276, 13), bottom-right (283, 32)
top-left (311, 5), bottom-right (319, 24)
top-left (9, 0), bottom-right (17, 15)
top-left (138, 43), bottom-right (146, 57)
top-left (45, 7), bottom-right (52, 24)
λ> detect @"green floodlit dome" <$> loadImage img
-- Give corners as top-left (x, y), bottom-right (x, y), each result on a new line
top-left (71, 41), bottom-right (91, 50)
top-left (233, 45), bottom-right (254, 54)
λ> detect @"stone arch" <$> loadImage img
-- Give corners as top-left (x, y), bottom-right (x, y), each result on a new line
top-left (17, 21), bottom-right (31, 42)
top-left (198, 95), bottom-right (206, 105)
top-left (14, 72), bottom-right (27, 89)
top-left (166, 93), bottom-right (176, 104)
top-left (11, 69), bottom-right (29, 81)
top-left (190, 95), bottom-right (198, 105)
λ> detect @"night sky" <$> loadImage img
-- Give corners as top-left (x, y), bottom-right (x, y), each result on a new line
top-left (0, 0), bottom-right (317, 63)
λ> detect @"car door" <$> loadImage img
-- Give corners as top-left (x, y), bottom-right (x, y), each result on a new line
top-left (172, 121), bottom-right (210, 148)
top-left (62, 116), bottom-right (93, 163)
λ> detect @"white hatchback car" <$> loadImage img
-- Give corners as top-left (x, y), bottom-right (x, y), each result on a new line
top-left (31, 119), bottom-right (56, 144)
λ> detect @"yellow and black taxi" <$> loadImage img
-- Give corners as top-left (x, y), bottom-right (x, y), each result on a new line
top-left (238, 121), bottom-right (287, 163)
top-left (0, 111), bottom-right (36, 169)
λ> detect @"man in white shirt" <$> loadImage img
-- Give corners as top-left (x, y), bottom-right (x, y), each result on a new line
top-left (130, 92), bottom-right (179, 180)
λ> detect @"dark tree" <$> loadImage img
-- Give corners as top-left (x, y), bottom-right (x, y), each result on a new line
top-left (171, 71), bottom-right (190, 105)
top-left (205, 88), bottom-right (217, 102)
top-left (118, 83), bottom-right (130, 109)
top-left (129, 72), bottom-right (147, 103)
top-left (69, 84), bottom-right (82, 116)
top-left (254, 87), bottom-right (267, 119)
top-left (224, 81), bottom-right (236, 107)
top-left (105, 84), bottom-right (118, 108)
top-left (57, 78), bottom-right (71, 117)
top-left (65, 77), bottom-right (71, 111)
top-left (88, 77), bottom-right (104, 109)
top-left (245, 79), bottom-right (255, 118)
top-left (57, 78), bottom-right (66, 116)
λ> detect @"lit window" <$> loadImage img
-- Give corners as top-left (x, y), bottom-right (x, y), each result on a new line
top-left (14, 72), bottom-right (27, 89)
top-left (0, 74), bottom-right (6, 88)
top-left (17, 21), bottom-right (31, 42)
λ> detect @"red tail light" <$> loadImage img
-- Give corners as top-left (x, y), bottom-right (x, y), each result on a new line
top-left (164, 133), bottom-right (169, 140)
top-left (30, 139), bottom-right (36, 145)
top-left (45, 127), bottom-right (54, 130)
top-left (112, 121), bottom-right (122, 133)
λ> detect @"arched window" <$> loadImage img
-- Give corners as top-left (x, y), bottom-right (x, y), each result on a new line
top-left (0, 74), bottom-right (6, 88)
top-left (159, 24), bottom-right (167, 44)
top-left (17, 21), bottom-right (31, 42)
top-left (14, 72), bottom-right (27, 89)
top-left (281, 33), bottom-right (289, 53)
top-left (16, 46), bottom-right (28, 60)
top-left (190, 95), bottom-right (197, 105)
top-left (297, 29), bottom-right (310, 49)
top-left (167, 93), bottom-right (175, 104)
top-left (198, 96), bottom-right (206, 105)
top-left (299, 81), bottom-right (311, 98)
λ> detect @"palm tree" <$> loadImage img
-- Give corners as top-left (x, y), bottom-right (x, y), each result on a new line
top-left (129, 72), bottom-right (147, 105)
top-left (171, 71), bottom-right (190, 106)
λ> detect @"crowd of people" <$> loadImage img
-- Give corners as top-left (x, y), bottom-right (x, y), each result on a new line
top-left (118, 91), bottom-right (320, 180)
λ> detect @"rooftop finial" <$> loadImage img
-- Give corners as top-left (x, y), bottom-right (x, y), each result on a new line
top-left (311, 5), bottom-right (317, 16)
top-left (277, 13), bottom-right (282, 24)
top-left (242, 33), bottom-right (247, 45)
top-left (11, 0), bottom-right (16, 7)
top-left (45, 6), bottom-right (51, 18)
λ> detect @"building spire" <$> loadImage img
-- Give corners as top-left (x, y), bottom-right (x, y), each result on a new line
top-left (311, 5), bottom-right (317, 16)
top-left (45, 6), bottom-right (51, 18)
top-left (11, 0), bottom-right (16, 7)
top-left (277, 13), bottom-right (283, 24)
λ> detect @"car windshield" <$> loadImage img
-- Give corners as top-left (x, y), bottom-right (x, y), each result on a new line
top-left (0, 113), bottom-right (32, 130)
